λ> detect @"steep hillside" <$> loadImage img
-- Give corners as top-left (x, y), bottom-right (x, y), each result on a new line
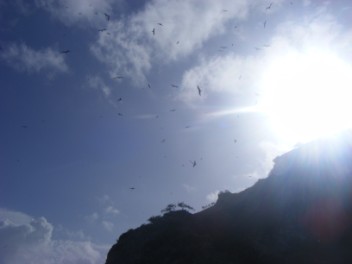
top-left (106, 133), bottom-right (352, 264)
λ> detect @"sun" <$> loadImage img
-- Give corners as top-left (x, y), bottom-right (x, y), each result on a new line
top-left (259, 49), bottom-right (352, 145)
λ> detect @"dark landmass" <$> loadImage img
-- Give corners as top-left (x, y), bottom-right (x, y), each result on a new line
top-left (106, 132), bottom-right (352, 264)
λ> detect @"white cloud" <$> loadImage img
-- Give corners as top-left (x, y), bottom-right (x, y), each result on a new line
top-left (105, 206), bottom-right (119, 216)
top-left (0, 208), bottom-right (108, 264)
top-left (0, 43), bottom-right (68, 74)
top-left (90, 0), bottom-right (280, 85)
top-left (35, 0), bottom-right (118, 26)
top-left (178, 7), bottom-right (352, 105)
top-left (206, 190), bottom-right (219, 203)
top-left (87, 75), bottom-right (112, 98)
top-left (179, 54), bottom-right (262, 104)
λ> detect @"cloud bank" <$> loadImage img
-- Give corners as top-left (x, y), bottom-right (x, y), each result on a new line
top-left (0, 208), bottom-right (108, 264)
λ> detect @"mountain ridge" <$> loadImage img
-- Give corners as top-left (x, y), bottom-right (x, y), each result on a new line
top-left (106, 132), bottom-right (352, 264)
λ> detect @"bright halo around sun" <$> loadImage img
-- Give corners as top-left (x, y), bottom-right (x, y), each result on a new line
top-left (260, 50), bottom-right (352, 145)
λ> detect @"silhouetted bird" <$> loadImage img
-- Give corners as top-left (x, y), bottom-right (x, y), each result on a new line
top-left (161, 138), bottom-right (166, 143)
top-left (60, 50), bottom-right (70, 54)
top-left (152, 28), bottom-right (155, 35)
top-left (169, 109), bottom-right (176, 112)
top-left (104, 13), bottom-right (110, 21)
top-left (266, 2), bottom-right (273, 10)
top-left (117, 113), bottom-right (123, 116)
top-left (148, 83), bottom-right (151, 89)
top-left (176, 41), bottom-right (180, 45)
top-left (157, 23), bottom-right (163, 26)
top-left (171, 84), bottom-right (179, 88)
top-left (98, 28), bottom-right (107, 32)
top-left (264, 20), bottom-right (267, 28)
top-left (130, 187), bottom-right (135, 190)
top-left (190, 160), bottom-right (197, 167)
top-left (113, 75), bottom-right (123, 79)
top-left (197, 85), bottom-right (202, 96)
top-left (117, 97), bottom-right (122, 102)
top-left (234, 139), bottom-right (237, 143)
top-left (21, 125), bottom-right (28, 129)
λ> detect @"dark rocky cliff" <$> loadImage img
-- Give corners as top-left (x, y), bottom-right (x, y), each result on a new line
top-left (106, 132), bottom-right (352, 264)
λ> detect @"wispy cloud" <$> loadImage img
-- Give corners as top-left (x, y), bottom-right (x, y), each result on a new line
top-left (35, 0), bottom-right (118, 26)
top-left (206, 190), bottom-right (219, 203)
top-left (0, 208), bottom-right (108, 264)
top-left (85, 194), bottom-right (120, 232)
top-left (90, 0), bottom-right (279, 85)
top-left (179, 54), bottom-right (261, 104)
top-left (178, 6), bottom-right (352, 105)
top-left (87, 75), bottom-right (111, 98)
top-left (0, 43), bottom-right (68, 74)
top-left (183, 183), bottom-right (196, 193)
top-left (101, 220), bottom-right (114, 232)
top-left (105, 206), bottom-right (119, 216)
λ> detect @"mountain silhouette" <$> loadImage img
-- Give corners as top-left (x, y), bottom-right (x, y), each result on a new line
top-left (105, 132), bottom-right (352, 264)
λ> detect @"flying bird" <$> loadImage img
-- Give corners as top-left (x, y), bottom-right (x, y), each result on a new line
top-left (148, 83), bottom-right (151, 89)
top-left (98, 28), bottom-right (107, 32)
top-left (113, 75), bottom-right (123, 79)
top-left (117, 113), bottom-right (123, 116)
top-left (157, 23), bottom-right (163, 26)
top-left (234, 139), bottom-right (237, 143)
top-left (60, 50), bottom-right (70, 54)
top-left (176, 41), bottom-right (180, 45)
top-left (171, 84), bottom-right (179, 88)
top-left (129, 187), bottom-right (135, 190)
top-left (152, 28), bottom-right (155, 35)
top-left (21, 125), bottom-right (28, 129)
top-left (266, 2), bottom-right (273, 10)
top-left (117, 97), bottom-right (122, 102)
top-left (169, 109), bottom-right (176, 112)
top-left (161, 138), bottom-right (166, 143)
top-left (190, 160), bottom-right (197, 167)
top-left (197, 85), bottom-right (202, 96)
top-left (104, 13), bottom-right (110, 21)
top-left (264, 20), bottom-right (267, 28)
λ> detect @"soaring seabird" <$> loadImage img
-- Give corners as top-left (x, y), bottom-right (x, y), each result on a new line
top-left (197, 85), bottom-right (202, 96)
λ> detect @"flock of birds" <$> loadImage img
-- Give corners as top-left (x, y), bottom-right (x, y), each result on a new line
top-left (16, 2), bottom-right (280, 191)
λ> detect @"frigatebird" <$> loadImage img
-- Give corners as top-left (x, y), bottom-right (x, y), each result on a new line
top-left (197, 85), bottom-right (202, 96)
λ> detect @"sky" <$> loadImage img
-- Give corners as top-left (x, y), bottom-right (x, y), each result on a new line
top-left (1, 0), bottom-right (352, 263)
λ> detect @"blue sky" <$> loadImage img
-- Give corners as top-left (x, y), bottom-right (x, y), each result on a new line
top-left (1, 0), bottom-right (352, 263)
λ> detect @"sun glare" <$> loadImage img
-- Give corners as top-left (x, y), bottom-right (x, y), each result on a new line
top-left (260, 50), bottom-right (352, 145)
